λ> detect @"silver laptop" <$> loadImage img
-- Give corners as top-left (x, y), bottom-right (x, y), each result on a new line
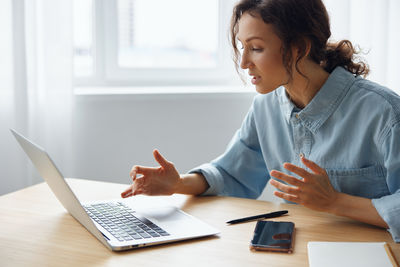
top-left (11, 129), bottom-right (219, 251)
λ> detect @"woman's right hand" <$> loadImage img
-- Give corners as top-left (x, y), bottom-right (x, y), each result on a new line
top-left (120, 149), bottom-right (182, 198)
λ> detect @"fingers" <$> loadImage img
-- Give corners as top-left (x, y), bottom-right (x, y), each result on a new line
top-left (125, 150), bottom-right (175, 198)
top-left (121, 177), bottom-right (146, 198)
top-left (301, 156), bottom-right (326, 174)
top-left (283, 162), bottom-right (312, 181)
top-left (153, 149), bottom-right (172, 169)
top-left (121, 184), bottom-right (133, 198)
top-left (270, 170), bottom-right (303, 186)
top-left (269, 168), bottom-right (304, 204)
top-left (121, 191), bottom-right (133, 198)
top-left (132, 177), bottom-right (145, 195)
top-left (129, 165), bottom-right (157, 180)
top-left (129, 149), bottom-right (171, 181)
top-left (269, 178), bottom-right (300, 195)
top-left (273, 190), bottom-right (300, 203)
top-left (129, 167), bottom-right (137, 181)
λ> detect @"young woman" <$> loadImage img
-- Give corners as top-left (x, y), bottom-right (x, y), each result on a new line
top-left (121, 0), bottom-right (400, 242)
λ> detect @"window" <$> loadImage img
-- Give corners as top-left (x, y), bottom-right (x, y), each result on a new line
top-left (73, 0), bottom-right (239, 88)
top-left (117, 0), bottom-right (218, 69)
top-left (73, 0), bottom-right (94, 77)
top-left (73, 1), bottom-right (400, 92)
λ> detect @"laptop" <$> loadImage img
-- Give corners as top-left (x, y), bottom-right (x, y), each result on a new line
top-left (11, 129), bottom-right (219, 251)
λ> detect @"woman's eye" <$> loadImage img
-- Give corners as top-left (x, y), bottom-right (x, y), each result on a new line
top-left (239, 45), bottom-right (262, 52)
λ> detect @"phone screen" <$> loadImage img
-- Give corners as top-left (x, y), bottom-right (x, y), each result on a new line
top-left (250, 221), bottom-right (295, 253)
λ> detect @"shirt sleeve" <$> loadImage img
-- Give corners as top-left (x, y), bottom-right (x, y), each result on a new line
top-left (372, 122), bottom-right (400, 242)
top-left (188, 100), bottom-right (269, 199)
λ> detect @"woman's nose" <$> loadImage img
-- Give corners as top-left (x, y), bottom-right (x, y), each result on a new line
top-left (240, 51), bottom-right (252, 69)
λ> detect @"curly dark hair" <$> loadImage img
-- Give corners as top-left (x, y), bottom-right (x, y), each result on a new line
top-left (230, 0), bottom-right (369, 80)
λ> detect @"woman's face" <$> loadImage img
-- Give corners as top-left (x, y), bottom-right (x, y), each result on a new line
top-left (237, 12), bottom-right (289, 94)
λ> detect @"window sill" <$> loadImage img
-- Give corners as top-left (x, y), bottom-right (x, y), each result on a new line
top-left (74, 85), bottom-right (255, 96)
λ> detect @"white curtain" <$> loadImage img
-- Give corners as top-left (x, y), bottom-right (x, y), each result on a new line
top-left (0, 0), bottom-right (73, 195)
top-left (1, 0), bottom-right (399, 196)
top-left (324, 0), bottom-right (400, 93)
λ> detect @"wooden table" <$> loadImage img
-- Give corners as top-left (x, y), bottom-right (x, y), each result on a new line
top-left (0, 178), bottom-right (398, 266)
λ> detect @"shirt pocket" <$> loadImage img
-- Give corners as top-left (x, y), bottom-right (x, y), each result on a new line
top-left (326, 165), bottom-right (389, 199)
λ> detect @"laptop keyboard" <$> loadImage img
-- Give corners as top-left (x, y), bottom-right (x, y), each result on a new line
top-left (83, 202), bottom-right (170, 242)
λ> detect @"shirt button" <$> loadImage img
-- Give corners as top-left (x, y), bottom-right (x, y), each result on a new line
top-left (295, 114), bottom-right (300, 119)
top-left (299, 152), bottom-right (304, 158)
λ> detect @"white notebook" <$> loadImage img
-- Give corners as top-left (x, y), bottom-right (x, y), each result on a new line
top-left (307, 242), bottom-right (398, 267)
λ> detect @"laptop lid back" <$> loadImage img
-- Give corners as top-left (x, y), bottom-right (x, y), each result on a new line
top-left (10, 129), bottom-right (111, 249)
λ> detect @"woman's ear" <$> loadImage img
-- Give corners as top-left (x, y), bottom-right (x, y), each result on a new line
top-left (304, 38), bottom-right (312, 57)
top-left (295, 38), bottom-right (311, 57)
top-left (291, 38), bottom-right (311, 62)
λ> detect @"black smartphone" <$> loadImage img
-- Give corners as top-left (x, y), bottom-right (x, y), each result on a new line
top-left (250, 221), bottom-right (295, 253)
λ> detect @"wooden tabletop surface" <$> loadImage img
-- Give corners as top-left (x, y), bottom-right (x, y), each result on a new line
top-left (0, 178), bottom-right (398, 266)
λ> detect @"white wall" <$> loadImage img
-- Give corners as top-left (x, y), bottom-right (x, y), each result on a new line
top-left (69, 91), bottom-right (277, 201)
top-left (70, 92), bottom-right (255, 182)
top-left (3, 89), bottom-right (278, 201)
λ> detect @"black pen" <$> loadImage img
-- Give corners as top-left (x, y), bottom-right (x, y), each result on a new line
top-left (226, 210), bottom-right (288, 224)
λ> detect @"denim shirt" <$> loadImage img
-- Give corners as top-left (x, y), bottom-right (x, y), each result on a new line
top-left (189, 67), bottom-right (400, 242)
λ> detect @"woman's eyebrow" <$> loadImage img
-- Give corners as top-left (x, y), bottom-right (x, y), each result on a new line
top-left (237, 36), bottom-right (265, 43)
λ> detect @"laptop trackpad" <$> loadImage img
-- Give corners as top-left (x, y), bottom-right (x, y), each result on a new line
top-left (138, 207), bottom-right (188, 223)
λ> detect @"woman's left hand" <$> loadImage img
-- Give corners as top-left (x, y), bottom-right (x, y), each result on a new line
top-left (269, 156), bottom-right (339, 212)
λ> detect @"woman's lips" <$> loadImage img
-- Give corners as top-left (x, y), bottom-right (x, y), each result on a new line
top-left (251, 76), bottom-right (261, 85)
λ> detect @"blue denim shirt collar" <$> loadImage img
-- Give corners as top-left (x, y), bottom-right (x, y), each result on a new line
top-left (277, 66), bottom-right (358, 133)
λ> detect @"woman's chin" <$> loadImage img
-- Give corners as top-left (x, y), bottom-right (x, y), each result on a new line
top-left (255, 85), bottom-right (275, 94)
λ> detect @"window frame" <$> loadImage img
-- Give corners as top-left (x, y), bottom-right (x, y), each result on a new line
top-left (74, 0), bottom-right (240, 88)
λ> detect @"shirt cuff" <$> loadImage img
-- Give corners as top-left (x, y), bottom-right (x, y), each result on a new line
top-left (372, 195), bottom-right (400, 243)
top-left (188, 163), bottom-right (224, 196)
